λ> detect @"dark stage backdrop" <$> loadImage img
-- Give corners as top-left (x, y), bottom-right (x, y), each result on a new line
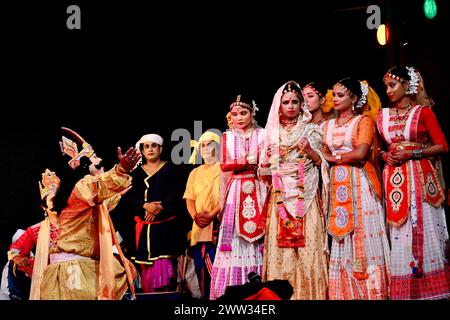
top-left (1, 0), bottom-right (449, 270)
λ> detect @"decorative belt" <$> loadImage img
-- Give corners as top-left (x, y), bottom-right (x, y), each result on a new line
top-left (232, 173), bottom-right (256, 179)
top-left (134, 215), bottom-right (176, 225)
top-left (389, 142), bottom-right (427, 151)
top-left (49, 252), bottom-right (93, 264)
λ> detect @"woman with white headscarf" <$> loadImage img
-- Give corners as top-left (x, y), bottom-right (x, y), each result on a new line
top-left (261, 81), bottom-right (329, 299)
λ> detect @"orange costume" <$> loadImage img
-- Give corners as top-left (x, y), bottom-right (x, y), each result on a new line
top-left (323, 115), bottom-right (391, 300)
top-left (39, 165), bottom-right (135, 300)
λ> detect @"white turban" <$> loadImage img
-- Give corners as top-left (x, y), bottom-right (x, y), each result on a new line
top-left (135, 134), bottom-right (164, 149)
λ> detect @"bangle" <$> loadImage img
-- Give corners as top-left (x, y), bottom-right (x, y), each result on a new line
top-left (412, 148), bottom-right (423, 159)
top-left (335, 154), bottom-right (342, 164)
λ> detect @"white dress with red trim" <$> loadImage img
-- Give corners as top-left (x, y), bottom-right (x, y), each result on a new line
top-left (377, 105), bottom-right (450, 300)
top-left (324, 115), bottom-right (391, 300)
top-left (209, 128), bottom-right (268, 300)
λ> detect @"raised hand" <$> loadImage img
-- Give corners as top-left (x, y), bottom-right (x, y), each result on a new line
top-left (117, 147), bottom-right (142, 173)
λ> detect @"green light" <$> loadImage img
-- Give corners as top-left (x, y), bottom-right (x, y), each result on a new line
top-left (424, 0), bottom-right (437, 19)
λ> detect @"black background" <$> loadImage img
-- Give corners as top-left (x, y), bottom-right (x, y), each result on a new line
top-left (1, 0), bottom-right (450, 303)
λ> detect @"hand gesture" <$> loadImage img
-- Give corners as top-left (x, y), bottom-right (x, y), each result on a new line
top-left (144, 211), bottom-right (156, 222)
top-left (195, 212), bottom-right (212, 229)
top-left (12, 256), bottom-right (31, 269)
top-left (144, 201), bottom-right (163, 215)
top-left (298, 137), bottom-right (312, 155)
top-left (117, 147), bottom-right (142, 173)
top-left (384, 150), bottom-right (397, 166)
top-left (391, 148), bottom-right (410, 165)
top-left (144, 201), bottom-right (162, 222)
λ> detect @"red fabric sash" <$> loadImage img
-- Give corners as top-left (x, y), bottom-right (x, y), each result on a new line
top-left (134, 215), bottom-right (176, 249)
top-left (419, 159), bottom-right (445, 207)
top-left (385, 163), bottom-right (410, 227)
top-left (385, 147), bottom-right (444, 227)
top-left (276, 208), bottom-right (305, 247)
top-left (236, 176), bottom-right (264, 242)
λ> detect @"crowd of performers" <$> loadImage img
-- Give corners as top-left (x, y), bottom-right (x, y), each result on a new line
top-left (3, 65), bottom-right (450, 300)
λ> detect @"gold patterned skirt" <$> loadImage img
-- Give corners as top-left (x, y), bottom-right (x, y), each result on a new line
top-left (262, 192), bottom-right (329, 300)
top-left (40, 256), bottom-right (128, 300)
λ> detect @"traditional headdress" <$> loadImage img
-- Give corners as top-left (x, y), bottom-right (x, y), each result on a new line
top-left (265, 81), bottom-right (312, 151)
top-left (334, 78), bottom-right (370, 111)
top-left (282, 81), bottom-right (302, 96)
top-left (59, 127), bottom-right (95, 170)
top-left (30, 169), bottom-right (61, 300)
top-left (229, 94), bottom-right (259, 113)
top-left (303, 81), bottom-right (327, 98)
top-left (227, 94), bottom-right (259, 129)
top-left (384, 65), bottom-right (420, 95)
top-left (189, 131), bottom-right (221, 164)
top-left (38, 169), bottom-right (61, 200)
top-left (133, 133), bottom-right (164, 168)
top-left (135, 133), bottom-right (164, 149)
top-left (330, 77), bottom-right (382, 179)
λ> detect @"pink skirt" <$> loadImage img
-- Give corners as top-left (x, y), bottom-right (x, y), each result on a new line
top-left (140, 258), bottom-right (176, 293)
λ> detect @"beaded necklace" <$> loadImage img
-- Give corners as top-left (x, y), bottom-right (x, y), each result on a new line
top-left (335, 114), bottom-right (354, 127)
top-left (393, 104), bottom-right (412, 140)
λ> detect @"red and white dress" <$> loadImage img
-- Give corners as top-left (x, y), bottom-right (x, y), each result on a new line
top-left (209, 128), bottom-right (267, 300)
top-left (377, 105), bottom-right (450, 300)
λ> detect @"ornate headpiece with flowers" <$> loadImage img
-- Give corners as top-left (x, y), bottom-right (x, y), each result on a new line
top-left (384, 65), bottom-right (420, 95)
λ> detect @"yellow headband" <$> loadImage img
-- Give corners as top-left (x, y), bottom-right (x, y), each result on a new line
top-left (189, 131), bottom-right (221, 164)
